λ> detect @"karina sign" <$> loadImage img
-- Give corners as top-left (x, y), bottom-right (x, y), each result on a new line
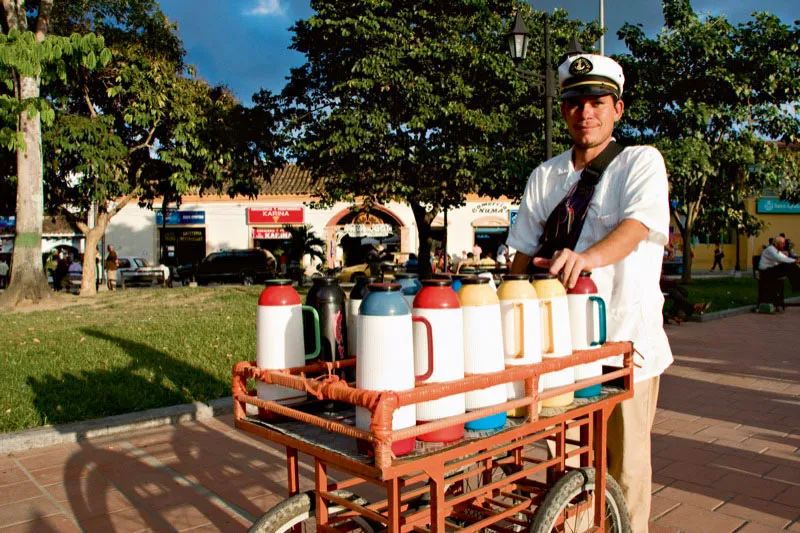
top-left (247, 207), bottom-right (304, 224)
top-left (253, 228), bottom-right (292, 240)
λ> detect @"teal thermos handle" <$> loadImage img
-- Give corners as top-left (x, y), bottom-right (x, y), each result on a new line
top-left (301, 305), bottom-right (322, 360)
top-left (589, 296), bottom-right (606, 346)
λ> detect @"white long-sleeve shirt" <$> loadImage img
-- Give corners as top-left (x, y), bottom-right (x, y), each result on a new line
top-left (759, 245), bottom-right (796, 270)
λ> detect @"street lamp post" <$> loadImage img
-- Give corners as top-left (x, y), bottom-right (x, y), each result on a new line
top-left (507, 11), bottom-right (554, 160)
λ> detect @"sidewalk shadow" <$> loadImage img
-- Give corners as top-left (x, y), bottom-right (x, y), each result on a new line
top-left (651, 433), bottom-right (799, 527)
top-left (27, 329), bottom-right (228, 426)
top-left (57, 415), bottom-right (306, 530)
top-left (658, 373), bottom-right (799, 448)
top-left (22, 329), bottom-right (322, 530)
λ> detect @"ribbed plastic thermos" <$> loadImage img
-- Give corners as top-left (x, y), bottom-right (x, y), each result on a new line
top-left (356, 283), bottom-right (434, 456)
top-left (497, 274), bottom-right (542, 416)
top-left (306, 277), bottom-right (348, 363)
top-left (567, 272), bottom-right (607, 398)
top-left (256, 280), bottom-right (321, 414)
top-left (347, 276), bottom-right (375, 357)
top-left (413, 279), bottom-right (465, 442)
top-left (533, 274), bottom-right (574, 408)
top-left (394, 272), bottom-right (422, 309)
top-left (459, 277), bottom-right (507, 430)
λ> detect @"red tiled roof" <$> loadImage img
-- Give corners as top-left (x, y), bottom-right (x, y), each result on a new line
top-left (261, 164), bottom-right (319, 195)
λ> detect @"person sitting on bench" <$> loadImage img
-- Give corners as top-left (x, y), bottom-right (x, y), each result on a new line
top-left (759, 236), bottom-right (800, 291)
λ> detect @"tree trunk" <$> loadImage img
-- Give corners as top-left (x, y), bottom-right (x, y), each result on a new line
top-left (680, 226), bottom-right (694, 283)
top-left (410, 202), bottom-right (436, 280)
top-left (0, 75), bottom-right (50, 307)
top-left (79, 221), bottom-right (108, 296)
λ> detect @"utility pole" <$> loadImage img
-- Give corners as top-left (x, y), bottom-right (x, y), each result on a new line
top-left (600, 0), bottom-right (605, 55)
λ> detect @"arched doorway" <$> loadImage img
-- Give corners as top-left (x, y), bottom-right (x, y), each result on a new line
top-left (472, 215), bottom-right (509, 259)
top-left (326, 206), bottom-right (406, 267)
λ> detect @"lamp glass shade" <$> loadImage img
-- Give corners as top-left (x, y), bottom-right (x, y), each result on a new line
top-left (507, 33), bottom-right (529, 61)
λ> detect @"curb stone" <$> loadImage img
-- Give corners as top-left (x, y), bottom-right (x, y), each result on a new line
top-left (694, 296), bottom-right (800, 322)
top-left (0, 397), bottom-right (233, 455)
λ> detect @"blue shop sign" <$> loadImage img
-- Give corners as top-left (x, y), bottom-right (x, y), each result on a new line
top-left (0, 216), bottom-right (15, 228)
top-left (509, 209), bottom-right (519, 229)
top-left (756, 198), bottom-right (800, 214)
top-left (155, 210), bottom-right (205, 225)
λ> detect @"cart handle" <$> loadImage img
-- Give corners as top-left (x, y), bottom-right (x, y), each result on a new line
top-left (412, 315), bottom-right (434, 382)
top-left (301, 305), bottom-right (322, 360)
top-left (589, 296), bottom-right (607, 346)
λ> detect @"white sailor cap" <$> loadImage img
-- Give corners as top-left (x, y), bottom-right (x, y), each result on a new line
top-left (558, 54), bottom-right (625, 100)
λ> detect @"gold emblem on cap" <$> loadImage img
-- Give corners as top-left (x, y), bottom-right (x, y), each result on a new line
top-left (569, 57), bottom-right (593, 76)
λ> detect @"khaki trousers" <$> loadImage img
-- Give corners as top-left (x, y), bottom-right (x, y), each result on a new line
top-left (547, 376), bottom-right (660, 533)
top-left (608, 376), bottom-right (660, 533)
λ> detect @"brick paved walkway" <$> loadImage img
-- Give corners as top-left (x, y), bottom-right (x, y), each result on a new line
top-left (1, 312), bottom-right (798, 532)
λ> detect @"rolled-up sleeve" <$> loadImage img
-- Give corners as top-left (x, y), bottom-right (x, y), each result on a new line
top-left (507, 170), bottom-right (545, 256)
top-left (619, 147), bottom-right (670, 246)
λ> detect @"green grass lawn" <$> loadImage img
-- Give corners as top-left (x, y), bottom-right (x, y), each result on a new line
top-left (676, 276), bottom-right (763, 314)
top-left (1, 286), bottom-right (270, 433)
top-left (0, 277), bottom-right (767, 433)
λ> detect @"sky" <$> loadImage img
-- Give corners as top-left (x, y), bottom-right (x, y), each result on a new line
top-left (158, 0), bottom-right (800, 106)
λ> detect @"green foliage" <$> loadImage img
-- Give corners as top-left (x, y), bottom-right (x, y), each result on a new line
top-left (283, 224), bottom-right (326, 264)
top-left (0, 28), bottom-right (108, 150)
top-left (617, 0), bottom-right (800, 259)
top-left (283, 0), bottom-right (599, 273)
top-left (28, 0), bottom-right (287, 221)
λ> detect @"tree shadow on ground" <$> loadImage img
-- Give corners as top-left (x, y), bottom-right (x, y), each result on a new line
top-left (58, 416), bottom-right (311, 531)
top-left (27, 328), bottom-right (228, 426)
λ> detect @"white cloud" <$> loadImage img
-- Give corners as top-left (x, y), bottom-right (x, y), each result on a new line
top-left (244, 0), bottom-right (285, 16)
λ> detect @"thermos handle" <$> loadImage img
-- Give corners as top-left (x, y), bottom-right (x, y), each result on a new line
top-left (541, 300), bottom-right (555, 355)
top-left (589, 296), bottom-right (607, 346)
top-left (301, 305), bottom-right (322, 360)
top-left (411, 316), bottom-right (434, 382)
top-left (513, 301), bottom-right (525, 359)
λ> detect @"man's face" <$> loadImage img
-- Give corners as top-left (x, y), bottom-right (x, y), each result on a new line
top-left (561, 94), bottom-right (624, 150)
top-left (775, 238), bottom-right (786, 250)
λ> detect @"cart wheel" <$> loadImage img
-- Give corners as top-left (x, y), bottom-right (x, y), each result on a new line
top-left (529, 468), bottom-right (631, 533)
top-left (248, 490), bottom-right (379, 533)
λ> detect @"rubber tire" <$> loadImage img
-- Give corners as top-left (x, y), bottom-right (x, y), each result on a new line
top-left (248, 490), bottom-right (378, 533)
top-left (529, 468), bottom-right (631, 533)
top-left (241, 272), bottom-right (256, 286)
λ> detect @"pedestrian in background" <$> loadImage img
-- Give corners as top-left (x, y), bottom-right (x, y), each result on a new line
top-left (105, 244), bottom-right (118, 291)
top-left (711, 242), bottom-right (724, 271)
top-left (0, 257), bottom-right (8, 289)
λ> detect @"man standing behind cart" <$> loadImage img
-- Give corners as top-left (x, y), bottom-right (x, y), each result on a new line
top-left (507, 50), bottom-right (672, 532)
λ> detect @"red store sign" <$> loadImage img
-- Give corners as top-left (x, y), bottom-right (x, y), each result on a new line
top-left (247, 206), bottom-right (304, 224)
top-left (253, 228), bottom-right (292, 240)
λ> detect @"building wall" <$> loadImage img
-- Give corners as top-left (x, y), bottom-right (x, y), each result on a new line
top-left (106, 195), bottom-right (521, 265)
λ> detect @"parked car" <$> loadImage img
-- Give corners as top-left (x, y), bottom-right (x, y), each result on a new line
top-left (117, 257), bottom-right (168, 287)
top-left (176, 249), bottom-right (276, 286)
top-left (334, 261), bottom-right (399, 283)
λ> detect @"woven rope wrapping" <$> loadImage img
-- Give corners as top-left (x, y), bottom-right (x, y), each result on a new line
top-left (233, 342), bottom-right (634, 469)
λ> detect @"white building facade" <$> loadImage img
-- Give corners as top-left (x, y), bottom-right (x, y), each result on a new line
top-left (105, 167), bottom-right (521, 267)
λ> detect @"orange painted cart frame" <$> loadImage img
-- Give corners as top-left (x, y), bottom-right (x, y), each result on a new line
top-left (233, 341), bottom-right (635, 532)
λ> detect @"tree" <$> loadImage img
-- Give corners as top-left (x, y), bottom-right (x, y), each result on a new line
top-left (283, 224), bottom-right (326, 281)
top-left (282, 0), bottom-right (598, 276)
top-left (32, 0), bottom-right (286, 297)
top-left (1, 0), bottom-right (108, 305)
top-left (617, 0), bottom-right (800, 281)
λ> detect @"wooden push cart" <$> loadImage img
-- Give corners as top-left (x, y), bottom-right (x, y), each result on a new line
top-left (232, 341), bottom-right (635, 532)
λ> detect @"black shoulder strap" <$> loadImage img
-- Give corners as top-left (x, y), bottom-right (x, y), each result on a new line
top-left (580, 141), bottom-right (624, 186)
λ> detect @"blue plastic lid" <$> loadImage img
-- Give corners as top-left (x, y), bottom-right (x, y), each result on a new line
top-left (360, 284), bottom-right (410, 316)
